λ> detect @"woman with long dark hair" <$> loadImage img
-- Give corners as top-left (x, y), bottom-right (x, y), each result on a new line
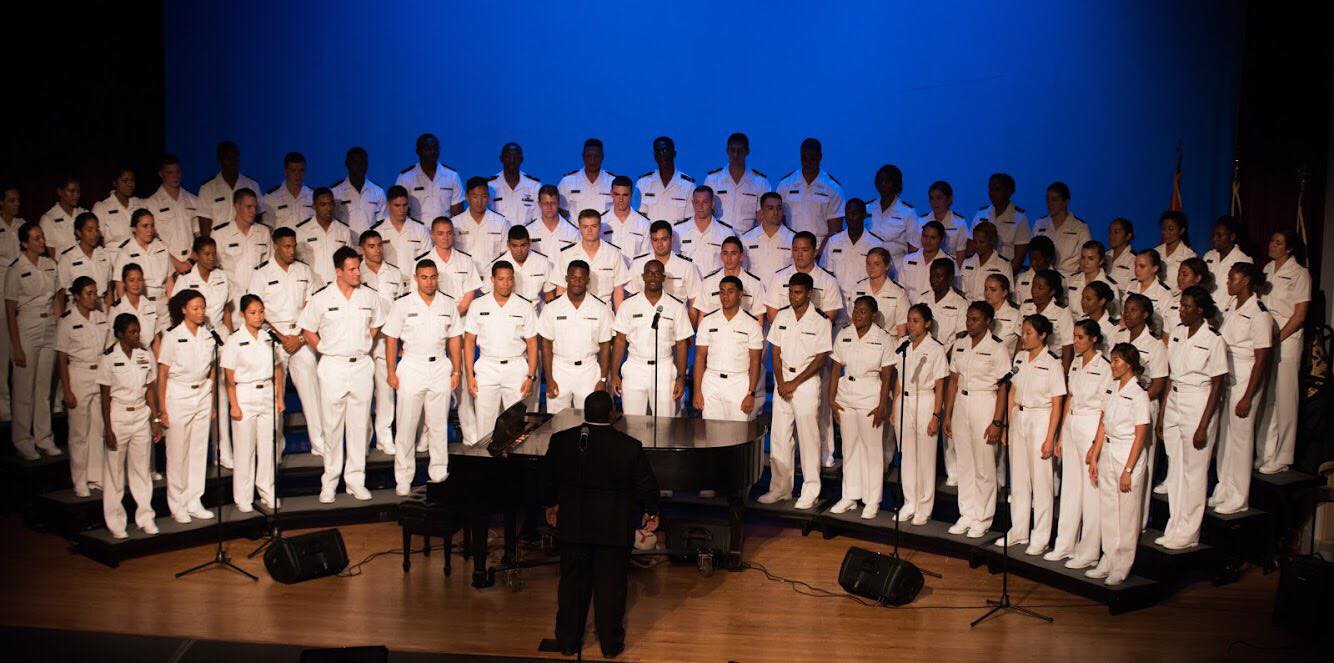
top-left (1048, 319), bottom-right (1112, 567)
top-left (1256, 230), bottom-right (1310, 474)
top-left (156, 288), bottom-right (219, 523)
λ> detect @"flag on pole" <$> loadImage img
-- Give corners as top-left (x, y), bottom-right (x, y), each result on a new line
top-left (1296, 168), bottom-right (1308, 245)
top-left (1230, 158), bottom-right (1242, 217)
top-left (1169, 141), bottom-right (1183, 212)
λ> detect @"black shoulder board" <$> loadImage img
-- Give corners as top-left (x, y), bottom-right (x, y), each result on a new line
top-left (312, 283), bottom-right (330, 295)
top-left (60, 310), bottom-right (72, 318)
top-left (211, 222), bottom-right (230, 232)
top-left (60, 245), bottom-right (75, 254)
top-left (604, 239), bottom-right (622, 250)
top-left (118, 238), bottom-right (133, 248)
top-left (296, 217), bottom-right (312, 227)
top-left (255, 260), bottom-right (269, 269)
top-left (560, 243), bottom-right (577, 251)
top-left (395, 291), bottom-right (412, 300)
top-left (707, 167), bottom-right (722, 175)
top-left (673, 218), bottom-right (689, 225)
top-left (400, 164), bottom-right (414, 174)
top-left (1256, 301), bottom-right (1267, 311)
top-left (456, 249), bottom-right (472, 257)
top-left (514, 292), bottom-right (532, 303)
top-left (678, 254), bottom-right (692, 262)
top-left (1106, 274), bottom-right (1118, 284)
top-left (487, 174), bottom-right (499, 181)
top-left (1048, 351), bottom-right (1060, 360)
top-left (781, 170), bottom-right (795, 180)
top-left (814, 308), bottom-right (828, 319)
top-left (867, 230), bottom-right (885, 242)
top-left (1015, 206), bottom-right (1026, 213)
top-left (717, 219), bottom-right (733, 229)
top-left (664, 293), bottom-right (683, 304)
top-left (991, 334), bottom-right (1003, 343)
top-left (166, 321), bottom-right (181, 332)
top-left (639, 170), bottom-right (654, 179)
top-left (979, 204), bottom-right (990, 211)
top-left (776, 305), bottom-right (791, 312)
top-left (751, 168), bottom-right (766, 178)
top-left (102, 344), bottom-right (115, 355)
top-left (956, 330), bottom-right (967, 339)
top-left (680, 173), bottom-right (694, 183)
top-left (369, 219), bottom-right (384, 229)
top-left (588, 293), bottom-right (607, 305)
top-left (703, 268), bottom-right (722, 279)
top-left (362, 283), bottom-right (378, 292)
top-left (827, 173), bottom-right (841, 185)
top-left (385, 261), bottom-right (399, 270)
top-left (743, 310), bottom-right (758, 321)
top-left (565, 168), bottom-right (579, 176)
top-left (266, 183), bottom-right (281, 194)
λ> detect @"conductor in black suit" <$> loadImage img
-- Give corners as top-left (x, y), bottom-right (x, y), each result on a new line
top-left (544, 391), bottom-right (661, 658)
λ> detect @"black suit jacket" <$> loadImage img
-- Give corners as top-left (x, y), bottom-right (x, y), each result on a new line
top-left (543, 422), bottom-right (660, 547)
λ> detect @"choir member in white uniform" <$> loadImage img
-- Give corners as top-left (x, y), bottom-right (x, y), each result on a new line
top-left (209, 189), bottom-right (271, 313)
top-left (395, 133), bottom-right (464, 221)
top-left (636, 136), bottom-right (695, 225)
top-left (958, 221), bottom-right (1012, 303)
top-left (1256, 230), bottom-right (1309, 474)
top-left (739, 192), bottom-right (794, 285)
top-left (157, 289), bottom-right (219, 523)
top-left (548, 209), bottom-right (629, 309)
top-left (820, 199), bottom-right (887, 302)
top-left (776, 138), bottom-right (844, 250)
top-left (1012, 236), bottom-right (1056, 306)
top-left (1210, 263), bottom-right (1271, 514)
top-left (693, 276), bottom-right (764, 422)
top-left (332, 147), bottom-right (386, 237)
top-left (891, 304), bottom-right (949, 524)
top-left (625, 221), bottom-right (703, 313)
top-left (923, 257), bottom-right (968, 348)
top-left (261, 152), bottom-right (313, 230)
top-left (197, 141), bottom-right (260, 232)
top-left (455, 177), bottom-right (513, 276)
top-left (696, 237), bottom-right (767, 320)
top-left (900, 221), bottom-right (950, 305)
top-left (868, 165), bottom-right (919, 271)
top-left (828, 296), bottom-right (895, 519)
top-left (221, 295), bottom-right (283, 511)
top-left (1018, 269), bottom-right (1075, 370)
top-left (673, 186), bottom-right (734, 275)
top-left (463, 261), bottom-right (538, 443)
top-left (358, 231), bottom-right (404, 452)
top-left (486, 226), bottom-right (551, 307)
top-left (601, 176), bottom-right (651, 260)
top-left (92, 167), bottom-right (143, 253)
top-left (1030, 182), bottom-right (1091, 278)
top-left (1104, 217), bottom-right (1137, 286)
top-left (1047, 319), bottom-right (1112, 567)
top-left (0, 185), bottom-right (24, 422)
top-left (112, 210), bottom-right (172, 324)
top-left (942, 302), bottom-right (1011, 536)
top-left (5, 223), bottom-right (62, 459)
top-left (37, 176), bottom-right (85, 257)
top-left (294, 189), bottom-right (353, 286)
top-left (108, 263), bottom-right (164, 355)
top-left (55, 277), bottom-right (107, 495)
top-left (369, 186), bottom-right (431, 269)
top-left (997, 314), bottom-right (1067, 555)
top-left (1157, 286), bottom-right (1227, 549)
top-left (702, 133), bottom-right (771, 234)
top-left (557, 138), bottom-right (614, 219)
top-left (1202, 216), bottom-right (1251, 296)
top-left (971, 173), bottom-right (1031, 272)
top-left (1154, 211), bottom-right (1197, 297)
top-left (985, 274), bottom-right (1021, 353)
top-left (98, 314), bottom-right (162, 538)
top-left (848, 247), bottom-right (908, 337)
top-left (1112, 293), bottom-right (1169, 527)
top-left (610, 260), bottom-right (692, 417)
top-left (384, 259), bottom-right (463, 493)
top-left (918, 181), bottom-right (970, 263)
top-left (1085, 343), bottom-right (1152, 586)
top-left (758, 272), bottom-right (832, 509)
top-left (489, 143), bottom-right (540, 227)
top-left (1078, 281), bottom-right (1117, 357)
top-left (1065, 241), bottom-right (1122, 318)
top-left (54, 212), bottom-right (111, 313)
top-left (172, 236), bottom-right (233, 467)
top-left (525, 185), bottom-right (581, 256)
top-left (1123, 249), bottom-right (1172, 334)
top-left (538, 260), bottom-right (613, 414)
top-left (1163, 257), bottom-right (1208, 334)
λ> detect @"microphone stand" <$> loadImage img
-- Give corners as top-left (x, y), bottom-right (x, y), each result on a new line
top-left (892, 337), bottom-right (940, 578)
top-left (651, 304), bottom-right (661, 447)
top-left (250, 326), bottom-right (285, 558)
top-left (177, 324), bottom-right (258, 581)
top-left (972, 374), bottom-right (1050, 626)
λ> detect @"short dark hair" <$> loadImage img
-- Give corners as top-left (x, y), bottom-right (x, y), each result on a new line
top-left (73, 211), bottom-right (98, 233)
top-left (693, 184), bottom-right (714, 197)
top-left (191, 236), bottom-right (216, 254)
top-left (583, 137), bottom-right (604, 151)
top-left (721, 236), bottom-right (744, 251)
top-left (760, 191), bottom-right (782, 207)
top-left (415, 259), bottom-right (438, 273)
top-left (386, 185), bottom-right (409, 202)
top-left (1023, 313), bottom-right (1054, 339)
top-left (989, 173), bottom-right (1016, 191)
top-left (719, 275), bottom-right (744, 291)
top-left (272, 226), bottom-right (296, 242)
top-left (431, 216), bottom-right (453, 230)
top-left (283, 151), bottom-right (306, 166)
top-left (577, 208), bottom-right (602, 222)
top-left (130, 208), bottom-right (154, 228)
top-left (567, 259), bottom-right (590, 275)
top-left (160, 153), bottom-right (181, 169)
top-left (1047, 181), bottom-right (1071, 201)
top-left (792, 231), bottom-right (816, 248)
top-left (800, 137), bottom-right (822, 152)
top-left (583, 390), bottom-right (614, 424)
top-left (968, 300), bottom-right (995, 320)
top-left (239, 294), bottom-right (263, 314)
top-left (787, 272), bottom-right (814, 289)
top-left (538, 184), bottom-right (559, 200)
top-left (18, 221), bottom-right (40, 245)
top-left (1027, 235), bottom-right (1057, 262)
top-left (491, 260), bottom-right (514, 276)
top-left (233, 187), bottom-right (257, 204)
top-left (358, 230), bottom-right (381, 244)
top-left (611, 175), bottom-right (634, 190)
top-left (216, 140), bottom-right (239, 159)
top-left (345, 146), bottom-right (368, 161)
top-left (69, 275), bottom-right (97, 299)
top-left (930, 257), bottom-right (955, 278)
top-left (465, 176), bottom-right (489, 193)
top-left (333, 246), bottom-right (361, 271)
top-left (854, 294), bottom-right (878, 313)
top-left (726, 132), bottom-right (749, 149)
top-left (649, 220), bottom-right (673, 236)
top-left (876, 164), bottom-right (903, 190)
top-left (507, 225), bottom-right (530, 242)
top-left (120, 262), bottom-right (143, 281)
top-left (928, 180), bottom-right (953, 198)
top-left (922, 220), bottom-right (946, 238)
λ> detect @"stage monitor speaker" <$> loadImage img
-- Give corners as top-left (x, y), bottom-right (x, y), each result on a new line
top-left (838, 546), bottom-right (924, 606)
top-left (264, 528), bottom-right (349, 584)
top-left (666, 519), bottom-right (731, 563)
top-left (1273, 555), bottom-right (1333, 639)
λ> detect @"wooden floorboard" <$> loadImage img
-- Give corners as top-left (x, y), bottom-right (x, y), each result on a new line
top-left (0, 516), bottom-right (1316, 662)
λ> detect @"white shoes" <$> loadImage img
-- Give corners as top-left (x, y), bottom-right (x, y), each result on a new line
top-left (151, 471), bottom-right (164, 481)
top-left (1213, 502), bottom-right (1247, 515)
top-left (1085, 563), bottom-right (1111, 579)
top-left (378, 444), bottom-right (397, 456)
top-left (993, 536), bottom-right (1028, 548)
top-left (755, 491), bottom-right (790, 505)
top-left (1065, 557), bottom-right (1097, 570)
top-left (1207, 492), bottom-right (1223, 507)
top-left (173, 513), bottom-right (192, 525)
top-left (235, 503), bottom-right (254, 513)
top-left (1153, 534), bottom-right (1169, 546)
top-left (948, 520), bottom-right (970, 535)
top-left (110, 530), bottom-right (129, 540)
top-left (347, 486), bottom-right (373, 501)
top-left (74, 485), bottom-right (91, 498)
top-left (395, 485), bottom-right (412, 497)
top-left (860, 504), bottom-right (879, 519)
top-left (1258, 463), bottom-right (1288, 475)
top-left (38, 445), bottom-right (64, 457)
top-left (1161, 538), bottom-right (1198, 551)
top-left (793, 495), bottom-right (818, 510)
top-left (188, 507), bottom-right (215, 520)
top-left (1104, 575), bottom-right (1126, 587)
top-left (1152, 483), bottom-right (1169, 495)
top-left (830, 499), bottom-right (858, 514)
top-left (894, 508), bottom-right (915, 523)
top-left (1043, 549), bottom-right (1072, 562)
top-left (1024, 543), bottom-right (1048, 556)
top-left (911, 515), bottom-right (929, 526)
top-left (318, 489), bottom-right (336, 504)
top-left (416, 441), bottom-right (428, 453)
top-left (141, 521), bottom-right (160, 535)
top-left (966, 526), bottom-right (988, 539)
top-left (944, 477), bottom-right (958, 487)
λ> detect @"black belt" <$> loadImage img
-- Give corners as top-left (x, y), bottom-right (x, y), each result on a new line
top-left (787, 367), bottom-right (796, 373)
top-left (848, 375), bottom-right (879, 382)
top-left (645, 360), bottom-right (656, 365)
top-left (960, 389), bottom-right (995, 396)
top-left (1017, 404), bottom-right (1050, 412)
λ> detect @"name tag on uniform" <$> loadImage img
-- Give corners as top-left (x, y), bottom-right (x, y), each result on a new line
top-left (479, 311), bottom-right (490, 316)
top-left (556, 315), bottom-right (567, 320)
top-left (632, 313), bottom-right (643, 318)
top-left (114, 362), bottom-right (126, 367)
top-left (708, 328), bottom-right (719, 332)
top-left (239, 341), bottom-right (251, 346)
top-left (228, 243), bottom-right (240, 248)
top-left (268, 280), bottom-right (279, 285)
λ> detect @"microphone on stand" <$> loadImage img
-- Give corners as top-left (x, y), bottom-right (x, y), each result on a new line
top-left (650, 304), bottom-right (663, 330)
top-left (996, 372), bottom-right (1014, 386)
top-left (262, 323), bottom-right (284, 345)
top-left (895, 339), bottom-right (912, 355)
top-left (205, 324), bottom-right (223, 346)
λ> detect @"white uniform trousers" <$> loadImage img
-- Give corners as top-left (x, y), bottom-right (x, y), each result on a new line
top-left (836, 376), bottom-right (885, 506)
top-left (768, 376), bottom-right (823, 499)
top-left (1140, 407), bottom-right (1159, 529)
top-left (66, 364), bottom-right (105, 488)
top-left (819, 363), bottom-right (836, 466)
top-left (1098, 450), bottom-right (1145, 584)
top-left (11, 324), bottom-right (56, 454)
top-left (1162, 385), bottom-right (1215, 546)
top-left (702, 370), bottom-right (752, 421)
top-left (1213, 354), bottom-right (1259, 511)
top-left (0, 307), bottom-right (11, 420)
top-left (1257, 331), bottom-right (1301, 470)
top-left (897, 388), bottom-right (938, 519)
top-left (394, 355), bottom-right (453, 488)
top-left (102, 402), bottom-right (155, 535)
top-left (274, 322), bottom-right (323, 457)
top-left (474, 356), bottom-right (529, 444)
top-left (164, 382), bottom-right (212, 517)
top-left (951, 390), bottom-right (999, 530)
top-left (456, 374), bottom-right (479, 446)
top-left (317, 356), bottom-right (374, 492)
top-left (1052, 410), bottom-right (1101, 562)
top-left (546, 357), bottom-right (602, 414)
top-left (230, 381), bottom-right (276, 507)
top-left (621, 359), bottom-right (678, 417)
top-left (1007, 405), bottom-right (1055, 546)
top-left (215, 338), bottom-right (233, 469)
top-left (370, 351), bottom-right (395, 451)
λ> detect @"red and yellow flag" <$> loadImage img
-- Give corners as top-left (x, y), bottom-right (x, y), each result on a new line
top-left (1169, 141), bottom-right (1183, 212)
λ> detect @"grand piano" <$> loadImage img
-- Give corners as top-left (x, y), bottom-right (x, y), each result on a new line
top-left (424, 409), bottom-right (765, 588)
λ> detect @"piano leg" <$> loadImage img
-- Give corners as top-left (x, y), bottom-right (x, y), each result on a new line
top-left (725, 493), bottom-right (747, 570)
top-left (470, 514), bottom-right (495, 588)
top-left (502, 507), bottom-right (519, 567)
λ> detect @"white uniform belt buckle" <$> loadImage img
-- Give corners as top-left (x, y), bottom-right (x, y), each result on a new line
top-left (426, 355), bottom-right (439, 362)
top-left (961, 388), bottom-right (994, 396)
top-left (645, 360), bottom-right (657, 365)
top-left (190, 383), bottom-right (203, 389)
top-left (1017, 404), bottom-right (1050, 411)
top-left (39, 312), bottom-right (50, 318)
top-left (125, 405), bottom-right (138, 412)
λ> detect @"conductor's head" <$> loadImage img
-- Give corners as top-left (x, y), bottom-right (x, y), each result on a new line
top-left (583, 391), bottom-right (614, 425)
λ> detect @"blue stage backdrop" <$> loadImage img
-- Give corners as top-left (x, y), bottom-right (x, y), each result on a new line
top-left (164, 0), bottom-right (1244, 250)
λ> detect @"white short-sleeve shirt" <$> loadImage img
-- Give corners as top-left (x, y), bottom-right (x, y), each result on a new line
top-left (625, 253), bottom-right (702, 303)
top-left (1031, 215), bottom-right (1091, 277)
top-left (971, 203), bottom-right (1031, 259)
top-left (767, 264), bottom-right (844, 316)
top-left (382, 290), bottom-right (462, 358)
top-left (55, 308), bottom-right (108, 366)
top-left (395, 162), bottom-right (463, 223)
top-left (537, 293), bottom-right (613, 363)
top-left (949, 332), bottom-right (1012, 393)
top-left (1066, 353), bottom-right (1113, 415)
top-left (463, 292), bottom-right (537, 359)
top-left (220, 327), bottom-right (279, 383)
top-left (549, 241), bottom-right (629, 303)
top-left (776, 170), bottom-right (844, 241)
top-left (558, 169), bottom-right (614, 217)
top-left (98, 344), bottom-right (156, 406)
top-left (697, 308), bottom-right (764, 375)
top-left (613, 292), bottom-right (694, 363)
top-left (1219, 294), bottom-right (1274, 357)
top-left (298, 283), bottom-right (384, 357)
top-left (1101, 379), bottom-right (1151, 456)
top-left (113, 238), bottom-right (172, 296)
top-left (767, 305), bottom-right (834, 376)
top-left (847, 277), bottom-right (909, 334)
top-left (371, 218), bottom-right (431, 269)
top-left (331, 178), bottom-right (386, 237)
top-left (1019, 300), bottom-right (1075, 352)
top-left (525, 217), bottom-right (581, 256)
top-left (1011, 347), bottom-right (1068, 408)
top-left (739, 224), bottom-right (794, 285)
top-left (696, 268), bottom-right (767, 319)
top-left (636, 169), bottom-right (695, 224)
top-left (600, 209), bottom-right (652, 260)
top-left (703, 167), bottom-right (771, 234)
top-left (247, 259), bottom-right (317, 326)
top-left (1166, 324), bottom-right (1229, 388)
top-left (262, 184), bottom-right (313, 230)
top-left (197, 172), bottom-right (261, 227)
top-left (57, 245), bottom-right (112, 294)
top-left (1261, 258), bottom-right (1311, 327)
top-left (294, 217), bottom-right (352, 285)
top-left (158, 322), bottom-right (219, 385)
top-left (673, 218), bottom-right (735, 275)
top-left (488, 171), bottom-right (541, 227)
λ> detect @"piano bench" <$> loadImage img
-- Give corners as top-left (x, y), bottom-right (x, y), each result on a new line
top-left (397, 499), bottom-right (470, 576)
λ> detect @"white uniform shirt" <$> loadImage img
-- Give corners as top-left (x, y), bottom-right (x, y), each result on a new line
top-left (767, 264), bottom-right (844, 316)
top-left (959, 251), bottom-right (1013, 303)
top-left (525, 217), bottom-right (581, 256)
top-left (1261, 258), bottom-right (1311, 327)
top-left (209, 221), bottom-right (271, 297)
top-left (371, 218), bottom-right (431, 269)
top-left (899, 249), bottom-right (953, 305)
top-left (1105, 247), bottom-right (1136, 285)
top-left (1162, 293), bottom-right (1185, 335)
top-left (925, 289), bottom-right (969, 346)
top-left (220, 327), bottom-right (279, 383)
top-left (5, 254), bottom-right (57, 331)
top-left (832, 324), bottom-right (895, 404)
top-left (1082, 310), bottom-right (1117, 357)
top-left (1122, 278), bottom-right (1173, 333)
top-left (158, 322), bottom-right (219, 385)
top-left (776, 170), bottom-right (844, 241)
top-left (697, 309), bottom-right (765, 375)
top-left (1013, 268), bottom-right (1037, 307)
top-left (971, 204), bottom-right (1031, 259)
top-left (106, 294), bottom-right (164, 344)
top-left (465, 292), bottom-right (536, 358)
top-left (1031, 215), bottom-right (1092, 277)
top-left (38, 204), bottom-right (86, 256)
top-left (382, 290), bottom-right (462, 357)
top-left (1018, 299), bottom-right (1075, 352)
top-left (601, 209), bottom-right (652, 260)
top-left (537, 293), bottom-right (614, 362)
top-left (549, 241), bottom-right (629, 303)
top-left (613, 292), bottom-right (693, 363)
top-left (899, 335), bottom-right (950, 392)
top-left (1066, 270), bottom-right (1122, 315)
top-left (484, 250), bottom-right (552, 305)
top-left (558, 169), bottom-right (614, 217)
top-left (1101, 379), bottom-right (1151, 456)
top-left (674, 218), bottom-right (734, 274)
top-left (1203, 247), bottom-right (1251, 295)
top-left (847, 277), bottom-right (909, 334)
top-left (395, 163), bottom-right (463, 223)
top-left (55, 308), bottom-right (108, 366)
top-left (1110, 326), bottom-right (1168, 383)
top-left (98, 344), bottom-right (155, 405)
top-left (112, 238), bottom-right (172, 296)
top-left (868, 197), bottom-right (919, 270)
top-left (739, 224), bottom-right (794, 284)
top-left (197, 172), bottom-right (261, 227)
top-left (173, 266), bottom-right (231, 331)
top-left (1220, 294), bottom-right (1273, 362)
top-left (489, 172), bottom-right (541, 226)
top-left (703, 167), bottom-right (771, 234)
top-left (415, 248), bottom-right (481, 302)
top-left (1011, 348), bottom-right (1067, 408)
top-left (625, 253), bottom-right (702, 302)
top-left (298, 283), bottom-right (384, 357)
top-left (331, 178), bottom-right (386, 237)
top-left (636, 169), bottom-right (695, 223)
top-left (247, 259), bottom-right (317, 325)
top-left (0, 218), bottom-right (23, 286)
top-left (696, 268), bottom-right (766, 318)
top-left (918, 210), bottom-right (971, 257)
top-left (991, 300), bottom-right (1022, 352)
top-left (57, 245), bottom-right (112, 294)
top-left (1166, 324), bottom-right (1228, 388)
top-left (453, 208), bottom-right (512, 274)
top-left (145, 186), bottom-right (200, 263)
top-left (767, 305), bottom-right (833, 376)
top-left (91, 193), bottom-right (145, 250)
top-left (294, 217), bottom-right (352, 285)
top-left (1066, 353), bottom-right (1113, 415)
top-left (949, 332), bottom-right (1013, 393)
top-left (821, 229), bottom-right (887, 297)
top-left (1154, 242), bottom-right (1198, 297)
top-left (360, 261), bottom-right (404, 303)
top-left (262, 184), bottom-right (313, 230)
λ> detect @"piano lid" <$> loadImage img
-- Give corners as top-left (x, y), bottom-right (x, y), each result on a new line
top-left (453, 409), bottom-right (765, 458)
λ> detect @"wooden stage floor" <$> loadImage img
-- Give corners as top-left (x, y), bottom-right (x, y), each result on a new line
top-left (0, 516), bottom-right (1317, 662)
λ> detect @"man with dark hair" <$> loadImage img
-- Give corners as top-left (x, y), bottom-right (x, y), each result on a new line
top-left (868, 164), bottom-right (918, 271)
top-left (332, 146), bottom-right (386, 236)
top-left (371, 185), bottom-right (431, 267)
top-left (544, 390), bottom-right (660, 658)
top-left (487, 224), bottom-right (551, 308)
top-left (703, 132), bottom-right (772, 234)
top-left (971, 172), bottom-right (1030, 272)
top-left (777, 138), bottom-right (844, 252)
top-left (626, 221), bottom-right (702, 316)
top-left (674, 184), bottom-right (732, 274)
top-left (635, 136), bottom-right (694, 223)
top-left (489, 142), bottom-right (541, 226)
top-left (525, 184), bottom-right (581, 255)
top-left (692, 275), bottom-right (764, 422)
top-left (414, 217), bottom-right (481, 315)
top-left (212, 187), bottom-right (272, 310)
top-left (263, 152), bottom-right (313, 230)
top-left (395, 133), bottom-right (464, 221)
top-left (766, 231), bottom-right (843, 319)
top-left (463, 260), bottom-right (537, 445)
top-left (38, 175), bottom-right (85, 257)
top-left (295, 187), bottom-right (353, 284)
top-left (696, 236), bottom-right (766, 320)
top-left (549, 209), bottom-right (630, 309)
top-left (820, 198), bottom-right (886, 302)
top-left (739, 191), bottom-right (794, 286)
top-left (538, 260), bottom-right (614, 414)
top-left (558, 138), bottom-right (615, 218)
top-left (455, 176), bottom-right (512, 274)
top-left (602, 175), bottom-right (651, 260)
top-left (146, 154), bottom-right (201, 273)
top-left (611, 259), bottom-right (692, 417)
top-left (359, 228), bottom-right (405, 454)
top-left (198, 141), bottom-right (260, 231)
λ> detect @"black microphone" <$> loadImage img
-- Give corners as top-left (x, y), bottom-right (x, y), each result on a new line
top-left (262, 323), bottom-right (283, 345)
top-left (206, 324), bottom-right (223, 346)
top-left (896, 339), bottom-right (911, 354)
top-left (650, 304), bottom-right (663, 330)
top-left (997, 372), bottom-right (1013, 386)
top-left (579, 425), bottom-right (589, 453)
